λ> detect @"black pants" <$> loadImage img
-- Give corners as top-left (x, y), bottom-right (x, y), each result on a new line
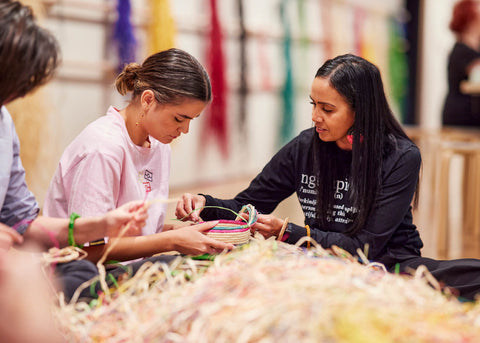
top-left (393, 256), bottom-right (480, 301)
top-left (54, 255), bottom-right (178, 302)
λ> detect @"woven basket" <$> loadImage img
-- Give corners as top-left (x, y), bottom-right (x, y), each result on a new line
top-left (206, 220), bottom-right (252, 245)
top-left (205, 204), bottom-right (257, 245)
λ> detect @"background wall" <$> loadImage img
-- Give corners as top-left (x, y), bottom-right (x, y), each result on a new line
top-left (9, 0), bottom-right (405, 202)
top-left (418, 0), bottom-right (456, 129)
top-left (8, 0), bottom-right (462, 258)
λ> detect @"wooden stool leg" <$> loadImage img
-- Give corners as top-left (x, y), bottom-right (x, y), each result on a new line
top-left (462, 154), bottom-right (469, 235)
top-left (436, 149), bottom-right (452, 259)
top-left (473, 153), bottom-right (480, 238)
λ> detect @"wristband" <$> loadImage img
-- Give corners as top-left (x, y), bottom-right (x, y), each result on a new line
top-left (68, 212), bottom-right (82, 248)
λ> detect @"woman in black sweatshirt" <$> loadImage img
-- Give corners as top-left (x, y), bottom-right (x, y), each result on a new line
top-left (176, 54), bottom-right (480, 301)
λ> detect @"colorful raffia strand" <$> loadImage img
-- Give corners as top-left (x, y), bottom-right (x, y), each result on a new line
top-left (279, 0), bottom-right (295, 146)
top-left (147, 0), bottom-right (176, 54)
top-left (113, 0), bottom-right (136, 72)
top-left (54, 237), bottom-right (480, 342)
top-left (203, 0), bottom-right (228, 158)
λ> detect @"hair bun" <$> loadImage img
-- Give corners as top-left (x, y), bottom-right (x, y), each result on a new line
top-left (115, 62), bottom-right (141, 95)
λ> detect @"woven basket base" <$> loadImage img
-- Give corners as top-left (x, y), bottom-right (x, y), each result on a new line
top-left (206, 230), bottom-right (251, 245)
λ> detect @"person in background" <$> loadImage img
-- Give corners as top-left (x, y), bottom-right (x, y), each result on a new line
top-left (44, 48), bottom-right (233, 267)
top-left (176, 54), bottom-right (480, 301)
top-left (0, 0), bottom-right (148, 255)
top-left (442, 0), bottom-right (480, 126)
top-left (0, 1), bottom-right (147, 340)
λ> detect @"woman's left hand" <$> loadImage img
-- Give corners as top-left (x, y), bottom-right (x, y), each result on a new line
top-left (248, 213), bottom-right (284, 239)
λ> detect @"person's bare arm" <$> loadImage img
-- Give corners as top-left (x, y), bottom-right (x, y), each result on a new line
top-left (22, 201), bottom-right (148, 249)
top-left (83, 221), bottom-right (234, 263)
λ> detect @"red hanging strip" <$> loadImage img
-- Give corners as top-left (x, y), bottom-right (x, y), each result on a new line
top-left (203, 0), bottom-right (228, 158)
top-left (319, 0), bottom-right (333, 59)
top-left (353, 6), bottom-right (366, 56)
top-left (257, 33), bottom-right (273, 92)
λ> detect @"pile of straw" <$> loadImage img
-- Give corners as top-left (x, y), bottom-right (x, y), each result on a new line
top-left (54, 237), bottom-right (480, 342)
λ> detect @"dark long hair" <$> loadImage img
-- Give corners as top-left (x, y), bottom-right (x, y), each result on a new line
top-left (313, 54), bottom-right (416, 235)
top-left (115, 48), bottom-right (212, 105)
top-left (0, 1), bottom-right (60, 105)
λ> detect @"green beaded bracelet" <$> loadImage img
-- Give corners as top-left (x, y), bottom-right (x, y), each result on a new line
top-left (68, 212), bottom-right (81, 248)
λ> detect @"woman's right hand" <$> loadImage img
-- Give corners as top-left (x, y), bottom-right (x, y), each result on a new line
top-left (169, 221), bottom-right (234, 255)
top-left (103, 200), bottom-right (149, 238)
top-left (175, 193), bottom-right (206, 222)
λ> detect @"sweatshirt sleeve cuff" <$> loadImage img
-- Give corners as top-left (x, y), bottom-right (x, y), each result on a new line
top-left (284, 223), bottom-right (308, 245)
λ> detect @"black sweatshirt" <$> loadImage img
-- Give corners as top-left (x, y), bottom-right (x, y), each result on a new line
top-left (201, 128), bottom-right (424, 268)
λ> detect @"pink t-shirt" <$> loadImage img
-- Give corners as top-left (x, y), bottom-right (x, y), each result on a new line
top-left (44, 106), bottom-right (170, 236)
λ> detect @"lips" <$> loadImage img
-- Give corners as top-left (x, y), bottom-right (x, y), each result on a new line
top-left (315, 126), bottom-right (327, 133)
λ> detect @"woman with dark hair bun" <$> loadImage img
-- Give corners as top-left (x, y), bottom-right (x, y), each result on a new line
top-left (177, 54), bottom-right (480, 301)
top-left (442, 0), bottom-right (480, 126)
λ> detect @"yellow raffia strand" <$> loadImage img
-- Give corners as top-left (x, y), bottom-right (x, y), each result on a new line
top-left (148, 0), bottom-right (176, 54)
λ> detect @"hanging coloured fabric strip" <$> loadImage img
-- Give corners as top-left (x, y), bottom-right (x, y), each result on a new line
top-left (388, 15), bottom-right (409, 121)
top-left (147, 0), bottom-right (176, 54)
top-left (279, 0), bottom-right (295, 146)
top-left (237, 0), bottom-right (247, 136)
top-left (113, 0), bottom-right (137, 72)
top-left (203, 0), bottom-right (228, 158)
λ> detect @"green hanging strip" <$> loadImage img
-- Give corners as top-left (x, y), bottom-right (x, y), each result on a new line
top-left (297, 0), bottom-right (309, 87)
top-left (279, 0), bottom-right (295, 147)
top-left (388, 15), bottom-right (409, 122)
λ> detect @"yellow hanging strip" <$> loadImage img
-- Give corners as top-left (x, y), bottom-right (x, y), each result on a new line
top-left (147, 0), bottom-right (176, 54)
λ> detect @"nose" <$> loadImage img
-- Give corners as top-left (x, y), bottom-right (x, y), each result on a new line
top-left (312, 107), bottom-right (323, 123)
top-left (179, 121), bottom-right (190, 134)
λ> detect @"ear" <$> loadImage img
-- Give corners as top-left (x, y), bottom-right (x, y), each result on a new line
top-left (140, 90), bottom-right (156, 111)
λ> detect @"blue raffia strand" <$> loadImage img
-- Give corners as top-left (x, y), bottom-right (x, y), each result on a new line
top-left (113, 0), bottom-right (137, 72)
top-left (279, 0), bottom-right (295, 146)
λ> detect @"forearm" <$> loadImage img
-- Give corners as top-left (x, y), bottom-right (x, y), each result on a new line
top-left (83, 233), bottom-right (176, 263)
top-left (23, 215), bottom-right (105, 249)
top-left (284, 222), bottom-right (365, 256)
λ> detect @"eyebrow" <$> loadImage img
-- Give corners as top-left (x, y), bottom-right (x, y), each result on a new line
top-left (177, 113), bottom-right (195, 120)
top-left (309, 96), bottom-right (336, 108)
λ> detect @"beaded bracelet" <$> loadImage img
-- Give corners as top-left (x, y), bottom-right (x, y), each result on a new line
top-left (68, 212), bottom-right (82, 248)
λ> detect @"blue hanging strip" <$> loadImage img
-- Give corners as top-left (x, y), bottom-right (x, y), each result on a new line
top-left (113, 0), bottom-right (137, 72)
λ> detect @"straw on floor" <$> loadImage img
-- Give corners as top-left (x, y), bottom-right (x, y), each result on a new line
top-left (54, 236), bottom-right (480, 342)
